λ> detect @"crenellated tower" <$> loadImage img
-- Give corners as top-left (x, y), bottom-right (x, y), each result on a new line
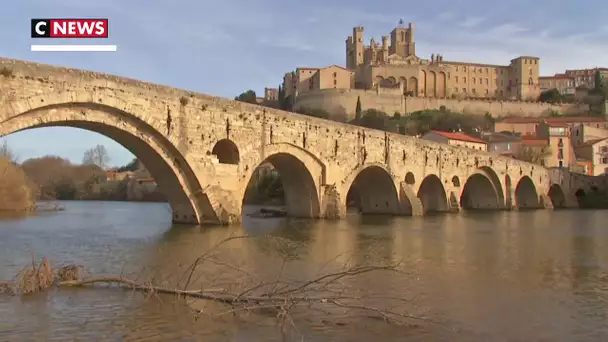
top-left (346, 26), bottom-right (365, 70)
top-left (389, 22), bottom-right (415, 57)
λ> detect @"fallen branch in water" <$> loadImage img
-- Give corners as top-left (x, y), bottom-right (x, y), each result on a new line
top-left (0, 234), bottom-right (438, 334)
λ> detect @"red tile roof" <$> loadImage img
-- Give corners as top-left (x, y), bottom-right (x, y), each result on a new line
top-left (431, 130), bottom-right (486, 144)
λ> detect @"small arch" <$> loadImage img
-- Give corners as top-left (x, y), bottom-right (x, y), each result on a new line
top-left (212, 139), bottom-right (239, 164)
top-left (548, 184), bottom-right (566, 208)
top-left (345, 165), bottom-right (400, 215)
top-left (405, 172), bottom-right (416, 185)
top-left (417, 174), bottom-right (448, 214)
top-left (514, 176), bottom-right (540, 209)
top-left (460, 174), bottom-right (500, 210)
top-left (451, 176), bottom-right (460, 187)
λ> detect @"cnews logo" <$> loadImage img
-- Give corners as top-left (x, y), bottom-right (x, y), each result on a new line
top-left (31, 19), bottom-right (109, 38)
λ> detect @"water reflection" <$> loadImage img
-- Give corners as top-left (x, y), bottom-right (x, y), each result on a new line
top-left (1, 202), bottom-right (608, 341)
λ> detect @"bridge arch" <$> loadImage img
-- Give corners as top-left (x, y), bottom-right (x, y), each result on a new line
top-left (514, 175), bottom-right (540, 209)
top-left (212, 139), bottom-right (239, 164)
top-left (0, 102), bottom-right (215, 224)
top-left (417, 174), bottom-right (448, 213)
top-left (343, 163), bottom-right (400, 215)
top-left (459, 167), bottom-right (504, 210)
top-left (547, 184), bottom-right (566, 208)
top-left (239, 143), bottom-right (322, 218)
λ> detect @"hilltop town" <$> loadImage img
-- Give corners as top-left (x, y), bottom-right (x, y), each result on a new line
top-left (234, 22), bottom-right (608, 177)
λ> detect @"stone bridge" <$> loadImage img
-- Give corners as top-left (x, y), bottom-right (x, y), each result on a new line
top-left (0, 58), bottom-right (601, 225)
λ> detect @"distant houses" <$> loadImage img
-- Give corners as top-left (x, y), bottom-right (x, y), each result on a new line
top-left (422, 115), bottom-right (608, 176)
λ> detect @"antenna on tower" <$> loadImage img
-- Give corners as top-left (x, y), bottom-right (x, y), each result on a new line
top-left (398, 19), bottom-right (404, 26)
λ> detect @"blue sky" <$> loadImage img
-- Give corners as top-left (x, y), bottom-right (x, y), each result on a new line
top-left (1, 0), bottom-right (607, 167)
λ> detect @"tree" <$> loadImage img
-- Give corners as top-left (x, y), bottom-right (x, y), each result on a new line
top-left (539, 88), bottom-right (563, 104)
top-left (514, 145), bottom-right (552, 165)
top-left (0, 140), bottom-right (17, 163)
top-left (117, 158), bottom-right (139, 172)
top-left (351, 109), bottom-right (391, 131)
top-left (296, 106), bottom-right (330, 119)
top-left (355, 96), bottom-right (362, 120)
top-left (83, 145), bottom-right (111, 170)
top-left (234, 90), bottom-right (257, 104)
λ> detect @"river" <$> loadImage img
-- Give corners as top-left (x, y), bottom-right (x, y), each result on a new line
top-left (0, 201), bottom-right (607, 341)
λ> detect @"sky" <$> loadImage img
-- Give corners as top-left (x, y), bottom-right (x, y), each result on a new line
top-left (1, 0), bottom-right (607, 167)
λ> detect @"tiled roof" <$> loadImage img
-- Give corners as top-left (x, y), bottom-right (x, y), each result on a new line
top-left (431, 130), bottom-right (486, 144)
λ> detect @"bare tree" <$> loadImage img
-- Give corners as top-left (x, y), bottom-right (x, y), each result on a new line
top-left (0, 140), bottom-right (18, 163)
top-left (83, 145), bottom-right (111, 169)
top-left (514, 145), bottom-right (552, 165)
top-left (1, 235), bottom-right (436, 336)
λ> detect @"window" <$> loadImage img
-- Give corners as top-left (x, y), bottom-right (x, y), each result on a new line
top-left (463, 88), bottom-right (467, 93)
top-left (602, 157), bottom-right (608, 164)
top-left (455, 76), bottom-right (459, 82)
top-left (558, 160), bottom-right (563, 167)
top-left (463, 67), bottom-right (467, 72)
top-left (456, 66), bottom-right (459, 71)
top-left (485, 78), bottom-right (489, 85)
top-left (528, 78), bottom-right (533, 85)
top-left (601, 146), bottom-right (608, 153)
top-left (473, 78), bottom-right (476, 84)
top-left (463, 77), bottom-right (467, 83)
top-left (333, 72), bottom-right (337, 77)
top-left (506, 143), bottom-right (511, 150)
top-left (472, 88), bottom-right (477, 94)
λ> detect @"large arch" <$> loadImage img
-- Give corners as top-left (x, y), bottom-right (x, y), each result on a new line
top-left (344, 164), bottom-right (400, 215)
top-left (239, 143), bottom-right (323, 218)
top-left (479, 166), bottom-right (505, 207)
top-left (417, 174), bottom-right (448, 213)
top-left (0, 103), bottom-right (215, 224)
top-left (459, 174), bottom-right (501, 210)
top-left (514, 176), bottom-right (540, 209)
top-left (548, 184), bottom-right (566, 208)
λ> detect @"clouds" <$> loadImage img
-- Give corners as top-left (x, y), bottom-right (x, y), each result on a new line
top-left (1, 0), bottom-right (607, 165)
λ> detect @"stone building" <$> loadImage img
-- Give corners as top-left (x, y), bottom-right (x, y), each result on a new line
top-left (495, 116), bottom-right (608, 136)
top-left (539, 74), bottom-right (575, 95)
top-left (283, 65), bottom-right (354, 99)
top-left (344, 23), bottom-right (540, 101)
top-left (565, 68), bottom-right (608, 89)
top-left (481, 132), bottom-right (522, 157)
top-left (574, 138), bottom-right (608, 176)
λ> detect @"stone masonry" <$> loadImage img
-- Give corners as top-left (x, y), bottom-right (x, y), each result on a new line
top-left (1, 58), bottom-right (605, 225)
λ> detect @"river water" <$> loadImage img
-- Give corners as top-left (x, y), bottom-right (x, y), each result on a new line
top-left (1, 201), bottom-right (607, 341)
